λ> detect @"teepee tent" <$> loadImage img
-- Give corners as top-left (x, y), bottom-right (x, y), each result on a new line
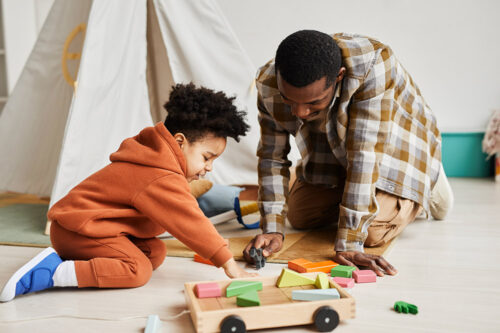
top-left (0, 0), bottom-right (262, 214)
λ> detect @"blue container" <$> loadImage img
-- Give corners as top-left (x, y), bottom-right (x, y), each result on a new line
top-left (441, 132), bottom-right (493, 177)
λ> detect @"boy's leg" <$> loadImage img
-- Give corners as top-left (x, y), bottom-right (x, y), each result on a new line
top-left (50, 221), bottom-right (155, 288)
top-left (287, 178), bottom-right (343, 230)
top-left (364, 191), bottom-right (422, 247)
top-left (429, 163), bottom-right (454, 220)
top-left (128, 236), bottom-right (167, 270)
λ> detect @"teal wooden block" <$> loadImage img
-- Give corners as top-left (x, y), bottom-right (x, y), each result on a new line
top-left (145, 314), bottom-right (161, 333)
top-left (330, 265), bottom-right (356, 278)
top-left (236, 290), bottom-right (260, 306)
top-left (292, 288), bottom-right (340, 301)
top-left (226, 280), bottom-right (263, 297)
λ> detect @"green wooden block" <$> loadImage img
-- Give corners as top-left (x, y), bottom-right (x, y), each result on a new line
top-left (236, 290), bottom-right (260, 307)
top-left (226, 280), bottom-right (263, 297)
top-left (330, 265), bottom-right (356, 278)
top-left (315, 272), bottom-right (329, 289)
top-left (394, 301), bottom-right (418, 314)
top-left (276, 268), bottom-right (316, 287)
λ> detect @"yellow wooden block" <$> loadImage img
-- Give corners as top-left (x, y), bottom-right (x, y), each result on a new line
top-left (276, 268), bottom-right (316, 288)
top-left (315, 272), bottom-right (329, 289)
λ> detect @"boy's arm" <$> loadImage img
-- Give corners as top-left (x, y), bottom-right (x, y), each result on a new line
top-left (133, 174), bottom-right (232, 267)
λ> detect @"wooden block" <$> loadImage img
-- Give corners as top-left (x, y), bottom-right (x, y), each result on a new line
top-left (315, 272), bottom-right (329, 289)
top-left (332, 277), bottom-right (354, 289)
top-left (353, 270), bottom-right (377, 283)
top-left (193, 239), bottom-right (228, 266)
top-left (194, 253), bottom-right (214, 266)
top-left (331, 265), bottom-right (356, 278)
top-left (236, 290), bottom-right (260, 307)
top-left (226, 281), bottom-right (263, 297)
top-left (145, 314), bottom-right (161, 333)
top-left (292, 288), bottom-right (340, 301)
top-left (194, 282), bottom-right (222, 298)
top-left (276, 268), bottom-right (316, 288)
top-left (288, 258), bottom-right (311, 272)
top-left (394, 301), bottom-right (418, 314)
top-left (302, 260), bottom-right (339, 273)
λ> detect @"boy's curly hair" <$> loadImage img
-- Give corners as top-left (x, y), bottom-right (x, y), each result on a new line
top-left (163, 83), bottom-right (249, 142)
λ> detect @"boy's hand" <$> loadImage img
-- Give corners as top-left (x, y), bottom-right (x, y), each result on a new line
top-left (222, 258), bottom-right (258, 278)
top-left (243, 233), bottom-right (283, 263)
top-left (332, 251), bottom-right (397, 277)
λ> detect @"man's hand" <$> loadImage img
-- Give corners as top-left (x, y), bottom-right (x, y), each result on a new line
top-left (222, 258), bottom-right (258, 278)
top-left (243, 233), bottom-right (283, 263)
top-left (332, 251), bottom-right (397, 277)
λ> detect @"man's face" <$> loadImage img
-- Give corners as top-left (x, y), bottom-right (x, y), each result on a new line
top-left (277, 71), bottom-right (343, 120)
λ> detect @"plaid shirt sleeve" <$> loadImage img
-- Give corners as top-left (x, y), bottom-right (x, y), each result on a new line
top-left (335, 45), bottom-right (396, 252)
top-left (256, 94), bottom-right (292, 235)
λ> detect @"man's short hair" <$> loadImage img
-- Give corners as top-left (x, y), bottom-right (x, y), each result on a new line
top-left (275, 30), bottom-right (342, 88)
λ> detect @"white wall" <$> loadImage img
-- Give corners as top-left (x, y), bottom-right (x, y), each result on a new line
top-left (3, 0), bottom-right (499, 131)
top-left (217, 0), bottom-right (500, 132)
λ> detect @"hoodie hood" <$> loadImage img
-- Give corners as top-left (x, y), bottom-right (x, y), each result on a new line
top-left (109, 122), bottom-right (187, 176)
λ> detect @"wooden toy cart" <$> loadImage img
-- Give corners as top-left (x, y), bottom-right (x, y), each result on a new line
top-left (184, 273), bottom-right (355, 333)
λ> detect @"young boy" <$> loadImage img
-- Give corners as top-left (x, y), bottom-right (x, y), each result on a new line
top-left (0, 83), bottom-right (255, 302)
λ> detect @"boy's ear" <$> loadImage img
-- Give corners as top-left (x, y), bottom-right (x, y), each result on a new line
top-left (173, 133), bottom-right (187, 148)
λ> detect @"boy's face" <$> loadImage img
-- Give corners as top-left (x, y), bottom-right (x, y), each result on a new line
top-left (175, 133), bottom-right (227, 182)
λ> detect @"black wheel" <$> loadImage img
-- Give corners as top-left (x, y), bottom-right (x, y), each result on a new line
top-left (220, 315), bottom-right (246, 333)
top-left (313, 306), bottom-right (339, 332)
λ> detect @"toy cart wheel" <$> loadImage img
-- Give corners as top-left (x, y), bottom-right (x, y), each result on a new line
top-left (314, 306), bottom-right (339, 332)
top-left (220, 315), bottom-right (246, 333)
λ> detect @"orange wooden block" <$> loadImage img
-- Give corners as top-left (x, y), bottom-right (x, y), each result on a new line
top-left (194, 253), bottom-right (214, 266)
top-left (194, 239), bottom-right (229, 266)
top-left (302, 260), bottom-right (339, 273)
top-left (288, 258), bottom-right (311, 272)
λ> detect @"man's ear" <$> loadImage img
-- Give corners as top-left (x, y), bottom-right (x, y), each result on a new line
top-left (336, 67), bottom-right (346, 83)
top-left (173, 133), bottom-right (187, 148)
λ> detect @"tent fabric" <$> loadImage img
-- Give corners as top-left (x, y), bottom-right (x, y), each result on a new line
top-left (153, 0), bottom-right (261, 186)
top-left (0, 0), bottom-right (92, 196)
top-left (50, 0), bottom-right (154, 205)
top-left (0, 0), bottom-right (265, 210)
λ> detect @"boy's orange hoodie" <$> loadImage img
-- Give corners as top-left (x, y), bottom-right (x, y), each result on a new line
top-left (48, 122), bottom-right (232, 267)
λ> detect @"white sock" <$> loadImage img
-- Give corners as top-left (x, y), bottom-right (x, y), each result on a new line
top-left (52, 261), bottom-right (78, 287)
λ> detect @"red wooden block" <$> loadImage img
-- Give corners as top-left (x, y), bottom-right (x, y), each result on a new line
top-left (332, 277), bottom-right (355, 288)
top-left (194, 282), bottom-right (221, 298)
top-left (353, 270), bottom-right (377, 283)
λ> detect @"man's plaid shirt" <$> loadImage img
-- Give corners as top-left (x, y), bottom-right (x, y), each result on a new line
top-left (255, 33), bottom-right (442, 252)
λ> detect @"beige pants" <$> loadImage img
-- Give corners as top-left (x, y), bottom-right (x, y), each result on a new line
top-left (287, 165), bottom-right (453, 247)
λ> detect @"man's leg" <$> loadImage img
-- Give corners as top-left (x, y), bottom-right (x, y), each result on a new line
top-left (287, 178), bottom-right (343, 230)
top-left (50, 221), bottom-right (157, 288)
top-left (429, 163), bottom-right (454, 220)
top-left (364, 191), bottom-right (422, 247)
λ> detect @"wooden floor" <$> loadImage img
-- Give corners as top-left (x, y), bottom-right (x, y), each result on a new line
top-left (0, 178), bottom-right (499, 332)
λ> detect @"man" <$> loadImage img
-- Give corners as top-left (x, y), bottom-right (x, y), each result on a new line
top-left (243, 30), bottom-right (453, 276)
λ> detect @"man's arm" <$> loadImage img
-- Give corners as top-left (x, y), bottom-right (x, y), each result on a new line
top-left (243, 95), bottom-right (291, 263)
top-left (334, 46), bottom-right (398, 275)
